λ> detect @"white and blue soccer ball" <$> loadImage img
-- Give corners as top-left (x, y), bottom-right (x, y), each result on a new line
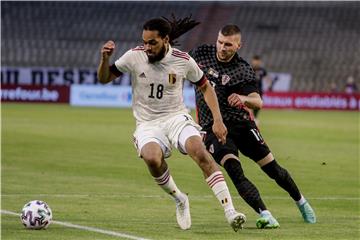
top-left (20, 200), bottom-right (52, 229)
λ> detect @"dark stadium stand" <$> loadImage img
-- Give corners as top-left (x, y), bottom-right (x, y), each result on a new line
top-left (1, 1), bottom-right (359, 92)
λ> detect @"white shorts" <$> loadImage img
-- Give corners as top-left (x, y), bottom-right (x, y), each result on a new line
top-left (133, 113), bottom-right (201, 158)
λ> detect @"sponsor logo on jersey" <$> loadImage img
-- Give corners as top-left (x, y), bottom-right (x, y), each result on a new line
top-left (207, 68), bottom-right (219, 78)
top-left (168, 73), bottom-right (177, 84)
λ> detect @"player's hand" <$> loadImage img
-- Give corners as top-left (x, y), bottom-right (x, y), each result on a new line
top-left (228, 93), bottom-right (245, 108)
top-left (101, 40), bottom-right (115, 59)
top-left (212, 119), bottom-right (227, 144)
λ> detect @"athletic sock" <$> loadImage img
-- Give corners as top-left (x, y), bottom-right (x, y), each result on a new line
top-left (260, 209), bottom-right (271, 216)
top-left (261, 160), bottom-right (302, 201)
top-left (296, 195), bottom-right (307, 206)
top-left (224, 158), bottom-right (267, 213)
top-left (206, 171), bottom-right (235, 212)
top-left (154, 168), bottom-right (185, 202)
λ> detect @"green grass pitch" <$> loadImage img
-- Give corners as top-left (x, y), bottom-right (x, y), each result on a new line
top-left (2, 103), bottom-right (359, 240)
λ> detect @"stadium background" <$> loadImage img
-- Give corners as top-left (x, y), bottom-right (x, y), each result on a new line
top-left (1, 1), bottom-right (359, 240)
top-left (1, 1), bottom-right (360, 110)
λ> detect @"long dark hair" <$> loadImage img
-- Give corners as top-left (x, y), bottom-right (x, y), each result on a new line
top-left (143, 14), bottom-right (200, 46)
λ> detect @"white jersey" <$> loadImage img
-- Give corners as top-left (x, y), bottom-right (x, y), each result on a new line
top-left (115, 45), bottom-right (204, 125)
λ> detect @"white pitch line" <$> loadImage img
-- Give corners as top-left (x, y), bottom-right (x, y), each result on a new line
top-left (1, 210), bottom-right (152, 240)
top-left (2, 194), bottom-right (360, 201)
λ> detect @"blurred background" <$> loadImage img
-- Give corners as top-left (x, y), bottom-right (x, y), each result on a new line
top-left (1, 1), bottom-right (359, 109)
top-left (2, 3), bottom-right (359, 240)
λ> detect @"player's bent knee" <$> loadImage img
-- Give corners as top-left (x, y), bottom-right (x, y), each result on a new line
top-left (256, 153), bottom-right (274, 167)
top-left (142, 154), bottom-right (162, 169)
top-left (261, 160), bottom-right (288, 180)
top-left (141, 142), bottom-right (163, 167)
top-left (189, 146), bottom-right (208, 161)
top-left (185, 136), bottom-right (204, 155)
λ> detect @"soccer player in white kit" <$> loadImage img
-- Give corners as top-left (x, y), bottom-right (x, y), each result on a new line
top-left (97, 17), bottom-right (246, 231)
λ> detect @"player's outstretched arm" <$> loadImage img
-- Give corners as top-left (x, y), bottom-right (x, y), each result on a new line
top-left (97, 40), bottom-right (118, 84)
top-left (228, 92), bottom-right (263, 110)
top-left (198, 81), bottom-right (227, 144)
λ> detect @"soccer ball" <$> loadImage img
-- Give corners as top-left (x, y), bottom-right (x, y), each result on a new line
top-left (20, 200), bottom-right (52, 229)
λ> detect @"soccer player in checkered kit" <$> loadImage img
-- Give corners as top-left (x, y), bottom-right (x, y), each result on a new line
top-left (97, 17), bottom-right (246, 231)
top-left (190, 24), bottom-right (316, 228)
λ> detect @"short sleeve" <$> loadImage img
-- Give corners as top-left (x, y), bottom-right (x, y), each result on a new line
top-left (241, 81), bottom-right (259, 95)
top-left (114, 50), bottom-right (134, 73)
top-left (186, 57), bottom-right (204, 83)
top-left (232, 67), bottom-right (259, 95)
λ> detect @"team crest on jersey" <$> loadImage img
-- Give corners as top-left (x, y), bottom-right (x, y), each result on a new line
top-left (221, 74), bottom-right (230, 85)
top-left (207, 68), bottom-right (219, 78)
top-left (168, 73), bottom-right (177, 84)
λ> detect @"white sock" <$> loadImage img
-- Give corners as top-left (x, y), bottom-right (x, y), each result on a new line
top-left (154, 168), bottom-right (185, 202)
top-left (260, 209), bottom-right (271, 216)
top-left (296, 195), bottom-right (307, 206)
top-left (206, 171), bottom-right (235, 213)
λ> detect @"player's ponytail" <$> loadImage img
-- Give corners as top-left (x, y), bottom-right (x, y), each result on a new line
top-left (143, 14), bottom-right (200, 46)
top-left (162, 14), bottom-right (200, 46)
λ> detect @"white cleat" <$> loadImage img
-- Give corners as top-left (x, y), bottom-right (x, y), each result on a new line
top-left (176, 194), bottom-right (191, 230)
top-left (225, 209), bottom-right (246, 232)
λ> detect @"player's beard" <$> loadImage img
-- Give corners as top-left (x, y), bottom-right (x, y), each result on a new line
top-left (147, 45), bottom-right (167, 63)
top-left (217, 50), bottom-right (236, 62)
